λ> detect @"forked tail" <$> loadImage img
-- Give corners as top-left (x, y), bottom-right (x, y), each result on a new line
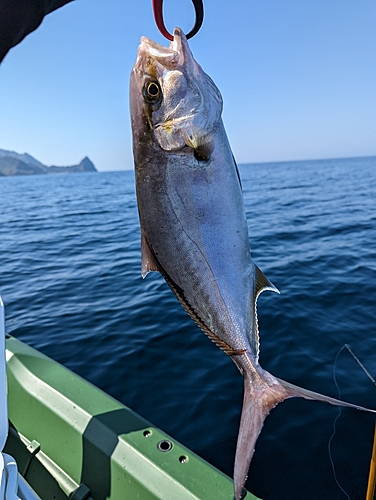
top-left (233, 368), bottom-right (376, 500)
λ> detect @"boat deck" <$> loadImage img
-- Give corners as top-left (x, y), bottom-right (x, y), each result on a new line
top-left (4, 335), bottom-right (260, 500)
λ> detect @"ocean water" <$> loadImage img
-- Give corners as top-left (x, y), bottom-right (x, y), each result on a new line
top-left (1, 156), bottom-right (376, 500)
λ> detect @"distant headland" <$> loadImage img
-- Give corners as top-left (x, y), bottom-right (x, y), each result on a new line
top-left (0, 149), bottom-right (97, 176)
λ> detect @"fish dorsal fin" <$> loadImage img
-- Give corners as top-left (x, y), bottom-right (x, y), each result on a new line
top-left (141, 231), bottom-right (160, 278)
top-left (255, 265), bottom-right (279, 298)
top-left (252, 265), bottom-right (280, 361)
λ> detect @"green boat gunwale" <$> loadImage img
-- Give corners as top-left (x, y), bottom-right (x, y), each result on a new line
top-left (4, 335), bottom-right (260, 500)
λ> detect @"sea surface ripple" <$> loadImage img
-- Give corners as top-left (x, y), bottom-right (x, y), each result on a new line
top-left (1, 156), bottom-right (376, 499)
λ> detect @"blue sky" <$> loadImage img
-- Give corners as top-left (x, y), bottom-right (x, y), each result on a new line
top-left (0, 0), bottom-right (375, 171)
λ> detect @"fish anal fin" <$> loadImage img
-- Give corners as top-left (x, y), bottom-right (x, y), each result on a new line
top-left (204, 328), bottom-right (246, 357)
top-left (141, 232), bottom-right (160, 278)
top-left (166, 279), bottom-right (245, 357)
top-left (157, 261), bottom-right (245, 356)
top-left (140, 239), bottom-right (245, 356)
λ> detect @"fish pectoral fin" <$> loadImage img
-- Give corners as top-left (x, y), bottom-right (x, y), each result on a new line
top-left (255, 264), bottom-right (279, 298)
top-left (141, 231), bottom-right (160, 278)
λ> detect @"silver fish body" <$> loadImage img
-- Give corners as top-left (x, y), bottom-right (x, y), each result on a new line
top-left (130, 28), bottom-right (375, 500)
top-left (130, 29), bottom-right (264, 359)
top-left (135, 125), bottom-right (257, 355)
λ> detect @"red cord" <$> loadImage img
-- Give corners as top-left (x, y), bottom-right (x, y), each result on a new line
top-left (152, 0), bottom-right (173, 41)
top-left (151, 0), bottom-right (204, 41)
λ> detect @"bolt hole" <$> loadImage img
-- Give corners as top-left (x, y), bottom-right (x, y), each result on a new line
top-left (158, 440), bottom-right (173, 452)
top-left (179, 455), bottom-right (188, 464)
top-left (143, 430), bottom-right (152, 438)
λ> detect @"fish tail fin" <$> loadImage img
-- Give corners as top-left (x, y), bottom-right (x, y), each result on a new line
top-left (233, 374), bottom-right (290, 500)
top-left (275, 376), bottom-right (376, 412)
top-left (233, 369), bottom-right (376, 500)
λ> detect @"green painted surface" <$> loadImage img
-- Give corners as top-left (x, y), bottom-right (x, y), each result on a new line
top-left (5, 336), bottom-right (261, 500)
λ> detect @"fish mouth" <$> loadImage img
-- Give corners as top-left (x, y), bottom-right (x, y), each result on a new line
top-left (139, 36), bottom-right (178, 68)
top-left (139, 27), bottom-right (191, 70)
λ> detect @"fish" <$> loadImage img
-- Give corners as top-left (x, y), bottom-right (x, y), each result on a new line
top-left (130, 28), bottom-right (375, 500)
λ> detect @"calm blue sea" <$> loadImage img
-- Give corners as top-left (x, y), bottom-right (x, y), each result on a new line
top-left (1, 156), bottom-right (376, 499)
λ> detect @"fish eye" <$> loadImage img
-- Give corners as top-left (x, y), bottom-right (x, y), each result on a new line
top-left (145, 81), bottom-right (161, 99)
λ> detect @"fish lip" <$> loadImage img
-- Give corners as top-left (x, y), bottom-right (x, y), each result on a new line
top-left (139, 36), bottom-right (178, 67)
top-left (140, 26), bottom-right (185, 48)
top-left (170, 27), bottom-right (184, 52)
top-left (139, 36), bottom-right (172, 54)
top-left (138, 28), bottom-right (189, 69)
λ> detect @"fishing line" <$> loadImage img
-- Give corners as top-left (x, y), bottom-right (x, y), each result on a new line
top-left (345, 344), bottom-right (376, 387)
top-left (328, 344), bottom-right (376, 499)
top-left (328, 345), bottom-right (350, 500)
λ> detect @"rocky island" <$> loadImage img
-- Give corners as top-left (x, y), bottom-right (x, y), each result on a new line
top-left (0, 149), bottom-right (97, 176)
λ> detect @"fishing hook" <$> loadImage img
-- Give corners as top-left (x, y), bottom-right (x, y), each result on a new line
top-left (152, 0), bottom-right (204, 41)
